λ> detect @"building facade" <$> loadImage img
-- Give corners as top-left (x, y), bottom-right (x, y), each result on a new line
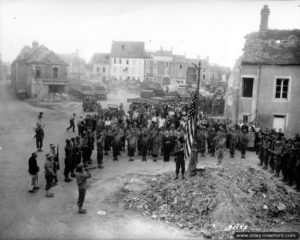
top-left (110, 41), bottom-right (145, 81)
top-left (11, 41), bottom-right (68, 98)
top-left (89, 53), bottom-right (110, 83)
top-left (58, 51), bottom-right (86, 80)
top-left (225, 5), bottom-right (300, 135)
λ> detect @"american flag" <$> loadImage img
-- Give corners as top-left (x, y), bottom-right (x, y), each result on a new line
top-left (184, 92), bottom-right (198, 160)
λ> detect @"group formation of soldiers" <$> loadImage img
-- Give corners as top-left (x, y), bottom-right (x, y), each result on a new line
top-left (257, 130), bottom-right (300, 191)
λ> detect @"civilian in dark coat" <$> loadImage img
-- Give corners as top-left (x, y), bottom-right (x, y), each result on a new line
top-left (28, 152), bottom-right (39, 192)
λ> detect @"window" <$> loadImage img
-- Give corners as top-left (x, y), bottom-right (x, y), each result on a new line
top-left (102, 67), bottom-right (105, 73)
top-left (96, 67), bottom-right (100, 73)
top-left (203, 68), bottom-right (206, 73)
top-left (242, 77), bottom-right (254, 98)
top-left (119, 58), bottom-right (122, 64)
top-left (179, 64), bottom-right (183, 70)
top-left (35, 66), bottom-right (41, 78)
top-left (126, 59), bottom-right (129, 65)
top-left (275, 78), bottom-right (289, 99)
top-left (53, 67), bottom-right (58, 79)
top-left (203, 74), bottom-right (205, 80)
top-left (114, 58), bottom-right (117, 64)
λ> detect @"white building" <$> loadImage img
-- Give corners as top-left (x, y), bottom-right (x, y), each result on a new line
top-left (110, 41), bottom-right (145, 81)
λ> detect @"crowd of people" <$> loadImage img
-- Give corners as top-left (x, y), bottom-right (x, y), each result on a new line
top-left (28, 101), bottom-right (300, 214)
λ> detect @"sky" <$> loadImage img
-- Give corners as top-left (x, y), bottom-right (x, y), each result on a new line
top-left (0, 0), bottom-right (300, 68)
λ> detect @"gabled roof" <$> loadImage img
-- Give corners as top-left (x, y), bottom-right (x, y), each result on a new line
top-left (111, 41), bottom-right (145, 58)
top-left (90, 53), bottom-right (110, 64)
top-left (13, 44), bottom-right (67, 65)
top-left (241, 29), bottom-right (300, 65)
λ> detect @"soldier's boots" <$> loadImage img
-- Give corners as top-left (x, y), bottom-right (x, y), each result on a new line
top-left (78, 207), bottom-right (87, 214)
top-left (65, 178), bottom-right (72, 182)
top-left (175, 174), bottom-right (179, 180)
top-left (70, 173), bottom-right (76, 178)
top-left (182, 174), bottom-right (185, 180)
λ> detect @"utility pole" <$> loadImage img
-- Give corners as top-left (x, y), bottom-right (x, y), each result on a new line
top-left (187, 61), bottom-right (201, 177)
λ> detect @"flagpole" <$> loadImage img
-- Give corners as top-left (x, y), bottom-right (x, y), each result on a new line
top-left (187, 61), bottom-right (201, 177)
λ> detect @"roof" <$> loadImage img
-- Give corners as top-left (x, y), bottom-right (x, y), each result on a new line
top-left (241, 29), bottom-right (300, 65)
top-left (13, 44), bottom-right (67, 65)
top-left (110, 41), bottom-right (145, 58)
top-left (154, 50), bottom-right (173, 57)
top-left (90, 53), bottom-right (110, 64)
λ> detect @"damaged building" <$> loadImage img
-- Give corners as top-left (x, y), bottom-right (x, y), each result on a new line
top-left (11, 41), bottom-right (68, 98)
top-left (225, 5), bottom-right (300, 136)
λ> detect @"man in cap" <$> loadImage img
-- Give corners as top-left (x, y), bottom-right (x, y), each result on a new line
top-left (44, 153), bottom-right (55, 197)
top-left (50, 144), bottom-right (59, 185)
top-left (76, 164), bottom-right (91, 214)
top-left (229, 127), bottom-right (239, 158)
top-left (214, 128), bottom-right (226, 165)
top-left (239, 128), bottom-right (248, 159)
top-left (28, 152), bottom-right (39, 193)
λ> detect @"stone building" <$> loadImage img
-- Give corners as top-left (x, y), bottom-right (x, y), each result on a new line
top-left (225, 5), bottom-right (300, 135)
top-left (11, 41), bottom-right (68, 98)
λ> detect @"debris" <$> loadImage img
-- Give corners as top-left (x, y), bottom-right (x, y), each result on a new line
top-left (121, 165), bottom-right (299, 240)
top-left (277, 202), bottom-right (286, 211)
top-left (96, 211), bottom-right (106, 215)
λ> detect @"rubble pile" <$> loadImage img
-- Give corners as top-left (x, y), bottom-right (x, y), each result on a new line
top-left (123, 165), bottom-right (299, 239)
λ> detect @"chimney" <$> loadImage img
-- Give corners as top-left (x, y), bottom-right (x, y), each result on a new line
top-left (32, 41), bottom-right (39, 49)
top-left (260, 5), bottom-right (270, 32)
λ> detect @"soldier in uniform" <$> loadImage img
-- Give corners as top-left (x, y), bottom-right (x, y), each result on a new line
top-left (257, 132), bottom-right (264, 166)
top-left (81, 133), bottom-right (89, 167)
top-left (50, 144), bottom-right (59, 185)
top-left (272, 138), bottom-right (284, 177)
top-left (141, 128), bottom-right (150, 161)
top-left (64, 139), bottom-right (73, 182)
top-left (103, 125), bottom-right (112, 156)
top-left (262, 136), bottom-right (271, 170)
top-left (293, 142), bottom-right (300, 191)
top-left (197, 126), bottom-right (207, 157)
top-left (96, 132), bottom-right (105, 168)
top-left (87, 129), bottom-right (95, 164)
top-left (174, 137), bottom-right (185, 179)
top-left (268, 135), bottom-right (276, 174)
top-left (239, 128), bottom-right (248, 159)
top-left (281, 139), bottom-right (292, 183)
top-left (229, 127), bottom-right (239, 158)
top-left (34, 123), bottom-right (44, 152)
top-left (70, 138), bottom-right (77, 178)
top-left (75, 136), bottom-right (82, 166)
top-left (151, 130), bottom-right (161, 162)
top-left (112, 125), bottom-right (123, 161)
top-left (286, 141), bottom-right (298, 186)
top-left (214, 128), bottom-right (226, 165)
top-left (44, 153), bottom-right (55, 197)
top-left (163, 131), bottom-right (172, 162)
top-left (207, 127), bottom-right (216, 157)
top-left (126, 126), bottom-right (137, 162)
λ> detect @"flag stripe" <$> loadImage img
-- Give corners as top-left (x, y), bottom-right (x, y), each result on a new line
top-left (184, 92), bottom-right (197, 160)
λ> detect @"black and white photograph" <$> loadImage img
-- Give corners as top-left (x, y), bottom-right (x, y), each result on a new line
top-left (0, 0), bottom-right (300, 239)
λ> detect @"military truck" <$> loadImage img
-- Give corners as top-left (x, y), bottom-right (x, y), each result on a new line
top-left (141, 81), bottom-right (165, 97)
